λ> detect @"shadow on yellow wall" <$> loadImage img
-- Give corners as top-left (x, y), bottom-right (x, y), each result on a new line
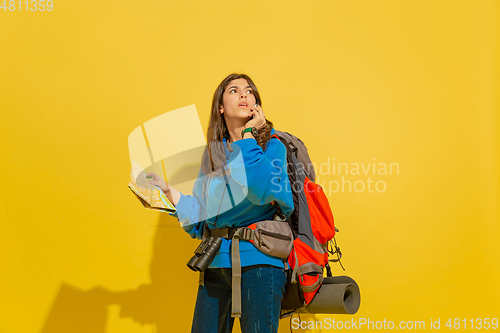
top-left (40, 213), bottom-right (195, 333)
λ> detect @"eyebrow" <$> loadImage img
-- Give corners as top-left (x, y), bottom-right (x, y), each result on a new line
top-left (226, 85), bottom-right (252, 91)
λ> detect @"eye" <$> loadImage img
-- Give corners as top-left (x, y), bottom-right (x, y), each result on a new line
top-left (229, 89), bottom-right (236, 93)
top-left (246, 89), bottom-right (253, 94)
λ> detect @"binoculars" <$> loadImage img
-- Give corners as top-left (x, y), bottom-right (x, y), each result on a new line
top-left (187, 236), bottom-right (222, 272)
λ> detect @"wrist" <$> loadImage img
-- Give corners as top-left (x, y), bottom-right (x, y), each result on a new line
top-left (241, 126), bottom-right (259, 138)
top-left (162, 184), bottom-right (171, 194)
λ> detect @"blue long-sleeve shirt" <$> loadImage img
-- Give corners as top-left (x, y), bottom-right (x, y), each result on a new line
top-left (172, 128), bottom-right (294, 268)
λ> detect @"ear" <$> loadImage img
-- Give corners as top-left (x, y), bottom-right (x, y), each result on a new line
top-left (219, 105), bottom-right (224, 114)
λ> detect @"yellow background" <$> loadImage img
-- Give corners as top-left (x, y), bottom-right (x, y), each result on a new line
top-left (1, 1), bottom-right (498, 332)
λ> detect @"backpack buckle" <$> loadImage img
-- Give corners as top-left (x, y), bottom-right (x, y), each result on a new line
top-left (233, 227), bottom-right (254, 241)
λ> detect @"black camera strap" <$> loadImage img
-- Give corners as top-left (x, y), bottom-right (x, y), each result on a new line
top-left (197, 163), bottom-right (232, 285)
top-left (212, 164), bottom-right (233, 228)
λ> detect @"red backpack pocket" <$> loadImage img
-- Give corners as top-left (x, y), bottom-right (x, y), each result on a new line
top-left (304, 177), bottom-right (336, 244)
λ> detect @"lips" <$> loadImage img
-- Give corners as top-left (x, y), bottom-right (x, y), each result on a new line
top-left (239, 102), bottom-right (248, 107)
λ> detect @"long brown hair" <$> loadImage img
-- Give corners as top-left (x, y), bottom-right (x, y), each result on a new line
top-left (202, 73), bottom-right (274, 174)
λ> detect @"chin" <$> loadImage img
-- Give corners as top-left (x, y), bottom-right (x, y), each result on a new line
top-left (238, 110), bottom-right (251, 117)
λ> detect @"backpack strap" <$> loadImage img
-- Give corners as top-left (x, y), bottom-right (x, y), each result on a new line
top-left (231, 234), bottom-right (242, 317)
top-left (211, 226), bottom-right (255, 318)
top-left (274, 130), bottom-right (316, 182)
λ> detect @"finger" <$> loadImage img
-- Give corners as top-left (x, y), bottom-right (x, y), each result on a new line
top-left (254, 106), bottom-right (265, 119)
top-left (251, 107), bottom-right (264, 119)
top-left (257, 115), bottom-right (265, 126)
top-left (150, 180), bottom-right (162, 187)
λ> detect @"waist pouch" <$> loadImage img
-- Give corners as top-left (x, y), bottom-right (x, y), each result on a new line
top-left (208, 216), bottom-right (293, 318)
top-left (212, 219), bottom-right (293, 258)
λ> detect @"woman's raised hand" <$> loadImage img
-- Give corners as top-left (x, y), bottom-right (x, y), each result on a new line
top-left (147, 172), bottom-right (169, 193)
top-left (245, 104), bottom-right (267, 131)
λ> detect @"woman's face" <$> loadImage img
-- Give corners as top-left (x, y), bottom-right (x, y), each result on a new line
top-left (220, 78), bottom-right (257, 121)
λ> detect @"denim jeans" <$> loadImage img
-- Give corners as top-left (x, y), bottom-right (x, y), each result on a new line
top-left (191, 265), bottom-right (287, 333)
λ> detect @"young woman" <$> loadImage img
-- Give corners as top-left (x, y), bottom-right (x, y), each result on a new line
top-left (148, 73), bottom-right (293, 333)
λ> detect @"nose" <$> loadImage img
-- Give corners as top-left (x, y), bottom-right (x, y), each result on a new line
top-left (239, 91), bottom-right (247, 99)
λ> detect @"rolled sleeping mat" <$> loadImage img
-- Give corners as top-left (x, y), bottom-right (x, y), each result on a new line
top-left (297, 276), bottom-right (361, 315)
